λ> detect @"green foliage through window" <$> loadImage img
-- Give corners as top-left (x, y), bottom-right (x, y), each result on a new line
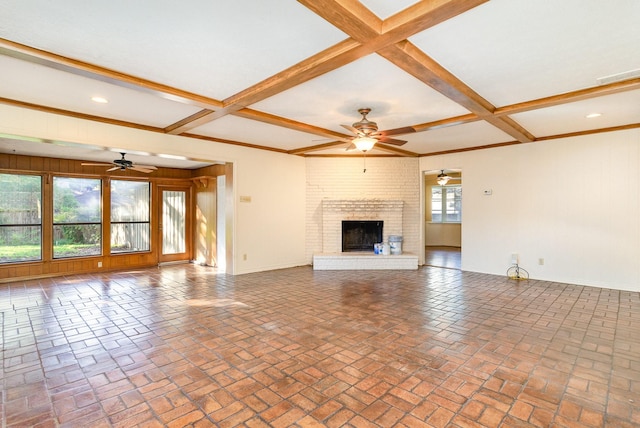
top-left (0, 173), bottom-right (42, 263)
top-left (53, 177), bottom-right (102, 258)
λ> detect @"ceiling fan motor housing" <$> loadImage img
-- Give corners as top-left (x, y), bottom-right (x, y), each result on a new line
top-left (353, 108), bottom-right (378, 135)
top-left (114, 153), bottom-right (133, 168)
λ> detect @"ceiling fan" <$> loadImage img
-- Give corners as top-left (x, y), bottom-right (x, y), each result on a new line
top-left (436, 169), bottom-right (461, 185)
top-left (81, 152), bottom-right (158, 173)
top-left (341, 108), bottom-right (407, 152)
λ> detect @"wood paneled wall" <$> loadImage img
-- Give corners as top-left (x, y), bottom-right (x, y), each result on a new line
top-left (0, 153), bottom-right (224, 283)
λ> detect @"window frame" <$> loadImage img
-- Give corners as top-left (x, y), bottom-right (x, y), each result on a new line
top-left (110, 179), bottom-right (151, 254)
top-left (52, 176), bottom-right (103, 259)
top-left (431, 184), bottom-right (462, 224)
top-left (0, 173), bottom-right (43, 264)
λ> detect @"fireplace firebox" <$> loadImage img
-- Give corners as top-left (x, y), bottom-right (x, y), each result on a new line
top-left (342, 221), bottom-right (383, 252)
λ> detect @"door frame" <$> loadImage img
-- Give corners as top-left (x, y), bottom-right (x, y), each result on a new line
top-left (157, 184), bottom-right (192, 264)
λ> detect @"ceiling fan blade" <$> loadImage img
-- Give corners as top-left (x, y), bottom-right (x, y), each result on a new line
top-left (345, 143), bottom-right (357, 151)
top-left (130, 166), bottom-right (154, 173)
top-left (377, 136), bottom-right (407, 146)
top-left (134, 164), bottom-right (157, 170)
top-left (340, 124), bottom-right (363, 136)
top-left (381, 126), bottom-right (416, 136)
top-left (81, 162), bottom-right (113, 166)
top-left (106, 166), bottom-right (120, 172)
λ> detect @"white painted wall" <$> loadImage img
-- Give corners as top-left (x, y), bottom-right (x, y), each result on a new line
top-left (420, 129), bottom-right (640, 291)
top-left (425, 223), bottom-right (461, 247)
top-left (0, 104), bottom-right (307, 275)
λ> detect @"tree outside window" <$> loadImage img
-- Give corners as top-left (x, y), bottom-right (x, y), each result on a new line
top-left (53, 177), bottom-right (102, 258)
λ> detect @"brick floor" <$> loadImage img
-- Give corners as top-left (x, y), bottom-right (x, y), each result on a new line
top-left (1, 265), bottom-right (639, 427)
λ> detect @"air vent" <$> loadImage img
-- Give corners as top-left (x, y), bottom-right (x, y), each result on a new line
top-left (596, 68), bottom-right (640, 85)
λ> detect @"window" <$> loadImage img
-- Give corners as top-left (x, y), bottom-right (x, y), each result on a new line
top-left (111, 180), bottom-right (150, 253)
top-left (0, 173), bottom-right (42, 263)
top-left (53, 177), bottom-right (102, 258)
top-left (431, 185), bottom-right (462, 223)
top-left (162, 190), bottom-right (186, 255)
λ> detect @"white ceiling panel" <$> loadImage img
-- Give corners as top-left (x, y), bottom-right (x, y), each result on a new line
top-left (360, 0), bottom-right (420, 19)
top-left (400, 121), bottom-right (513, 155)
top-left (511, 90), bottom-right (640, 137)
top-left (189, 115), bottom-right (320, 151)
top-left (251, 54), bottom-right (471, 133)
top-left (411, 0), bottom-right (640, 106)
top-left (0, 1), bottom-right (347, 100)
top-left (0, 55), bottom-right (202, 127)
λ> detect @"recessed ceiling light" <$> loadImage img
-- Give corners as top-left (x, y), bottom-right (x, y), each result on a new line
top-left (91, 96), bottom-right (108, 104)
top-left (586, 113), bottom-right (602, 119)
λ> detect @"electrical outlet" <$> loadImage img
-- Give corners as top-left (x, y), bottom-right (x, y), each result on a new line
top-left (243, 254), bottom-right (247, 261)
top-left (511, 253), bottom-right (519, 264)
top-left (538, 258), bottom-right (544, 265)
top-left (98, 261), bottom-right (102, 268)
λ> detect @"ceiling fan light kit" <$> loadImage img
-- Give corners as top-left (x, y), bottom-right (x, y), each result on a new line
top-left (437, 170), bottom-right (451, 186)
top-left (353, 136), bottom-right (377, 152)
top-left (341, 108), bottom-right (408, 153)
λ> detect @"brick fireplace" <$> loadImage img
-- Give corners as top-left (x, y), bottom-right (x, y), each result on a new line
top-left (321, 199), bottom-right (403, 253)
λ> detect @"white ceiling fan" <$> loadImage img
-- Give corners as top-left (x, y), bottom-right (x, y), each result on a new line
top-left (81, 152), bottom-right (158, 173)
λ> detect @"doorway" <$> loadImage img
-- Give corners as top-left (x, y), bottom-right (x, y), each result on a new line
top-left (424, 169), bottom-right (462, 269)
top-left (158, 186), bottom-right (191, 264)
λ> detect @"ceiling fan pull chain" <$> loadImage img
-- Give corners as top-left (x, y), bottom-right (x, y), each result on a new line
top-left (363, 152), bottom-right (366, 173)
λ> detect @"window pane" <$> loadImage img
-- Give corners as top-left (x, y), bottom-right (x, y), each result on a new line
top-left (0, 174), bottom-right (42, 263)
top-left (53, 225), bottom-right (101, 257)
top-left (111, 180), bottom-right (150, 254)
top-left (0, 226), bottom-right (42, 263)
top-left (53, 177), bottom-right (101, 223)
top-left (445, 186), bottom-right (462, 222)
top-left (431, 187), bottom-right (442, 222)
top-left (111, 223), bottom-right (150, 253)
top-left (53, 177), bottom-right (102, 259)
top-left (162, 190), bottom-right (186, 255)
top-left (111, 181), bottom-right (150, 222)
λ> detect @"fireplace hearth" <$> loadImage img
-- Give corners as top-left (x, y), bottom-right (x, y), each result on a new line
top-left (342, 220), bottom-right (383, 252)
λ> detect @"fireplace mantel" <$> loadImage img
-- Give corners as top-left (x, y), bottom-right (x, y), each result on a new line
top-left (322, 199), bottom-right (404, 213)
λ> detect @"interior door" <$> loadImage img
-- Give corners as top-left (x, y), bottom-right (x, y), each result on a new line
top-left (158, 186), bottom-right (191, 263)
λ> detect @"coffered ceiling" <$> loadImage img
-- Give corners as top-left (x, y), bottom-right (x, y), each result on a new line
top-left (0, 0), bottom-right (639, 168)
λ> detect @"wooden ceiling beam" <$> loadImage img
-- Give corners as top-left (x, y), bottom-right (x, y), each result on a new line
top-left (288, 141), bottom-right (347, 155)
top-left (234, 109), bottom-right (352, 142)
top-left (196, 0), bottom-right (488, 128)
top-left (378, 41), bottom-right (534, 143)
top-left (0, 38), bottom-right (223, 111)
top-left (0, 96), bottom-right (163, 133)
top-left (494, 77), bottom-right (640, 116)
top-left (222, 38), bottom-right (365, 108)
top-left (382, 0), bottom-right (489, 42)
top-left (371, 143), bottom-right (419, 157)
top-left (297, 0), bottom-right (382, 41)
